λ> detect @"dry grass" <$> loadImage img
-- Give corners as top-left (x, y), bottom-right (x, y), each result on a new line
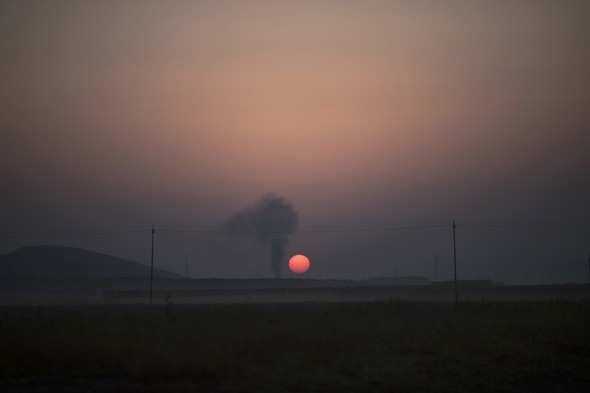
top-left (1, 300), bottom-right (589, 392)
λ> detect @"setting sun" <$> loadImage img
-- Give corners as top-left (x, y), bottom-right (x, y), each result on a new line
top-left (288, 254), bottom-right (310, 274)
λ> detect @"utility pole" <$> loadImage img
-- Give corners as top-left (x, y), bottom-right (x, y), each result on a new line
top-left (185, 251), bottom-right (189, 278)
top-left (150, 224), bottom-right (155, 305)
top-left (452, 219), bottom-right (458, 305)
top-left (435, 253), bottom-right (438, 282)
top-left (587, 253), bottom-right (590, 288)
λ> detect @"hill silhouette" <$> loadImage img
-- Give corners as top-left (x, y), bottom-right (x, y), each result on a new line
top-left (0, 245), bottom-right (181, 279)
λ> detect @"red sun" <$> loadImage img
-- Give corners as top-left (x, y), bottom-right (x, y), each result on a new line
top-left (289, 254), bottom-right (310, 274)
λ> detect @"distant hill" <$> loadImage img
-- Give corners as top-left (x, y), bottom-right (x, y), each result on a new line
top-left (0, 245), bottom-right (182, 279)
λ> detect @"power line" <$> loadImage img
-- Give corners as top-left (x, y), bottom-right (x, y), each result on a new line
top-left (158, 223), bottom-right (449, 235)
top-left (0, 225), bottom-right (151, 236)
top-left (460, 224), bottom-right (590, 229)
top-left (156, 220), bottom-right (450, 231)
top-left (1, 220), bottom-right (589, 240)
top-left (0, 229), bottom-right (149, 240)
top-left (457, 218), bottom-right (590, 225)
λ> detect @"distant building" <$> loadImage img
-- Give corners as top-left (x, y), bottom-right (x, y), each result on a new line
top-left (431, 279), bottom-right (504, 289)
top-left (366, 276), bottom-right (431, 286)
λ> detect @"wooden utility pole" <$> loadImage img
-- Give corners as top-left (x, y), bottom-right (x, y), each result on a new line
top-left (435, 253), bottom-right (438, 282)
top-left (150, 224), bottom-right (155, 305)
top-left (185, 251), bottom-right (189, 278)
top-left (453, 219), bottom-right (458, 305)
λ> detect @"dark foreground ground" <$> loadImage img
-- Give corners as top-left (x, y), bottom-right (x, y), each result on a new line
top-left (1, 301), bottom-right (589, 392)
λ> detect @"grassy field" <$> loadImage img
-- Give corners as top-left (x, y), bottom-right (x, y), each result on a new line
top-left (1, 300), bottom-right (589, 392)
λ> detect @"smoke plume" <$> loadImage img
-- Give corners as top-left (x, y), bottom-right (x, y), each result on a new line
top-left (223, 193), bottom-right (298, 278)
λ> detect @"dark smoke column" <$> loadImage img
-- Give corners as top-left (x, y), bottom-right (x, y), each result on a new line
top-left (223, 193), bottom-right (298, 279)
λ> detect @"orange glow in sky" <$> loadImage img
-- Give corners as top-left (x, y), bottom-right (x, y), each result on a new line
top-left (0, 1), bottom-right (588, 282)
top-left (1, 0), bottom-right (588, 227)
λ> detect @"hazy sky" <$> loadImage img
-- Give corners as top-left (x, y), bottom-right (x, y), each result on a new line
top-left (1, 1), bottom-right (589, 283)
